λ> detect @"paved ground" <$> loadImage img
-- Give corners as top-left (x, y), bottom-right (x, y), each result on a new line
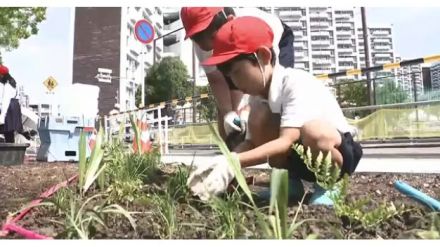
top-left (162, 146), bottom-right (440, 173)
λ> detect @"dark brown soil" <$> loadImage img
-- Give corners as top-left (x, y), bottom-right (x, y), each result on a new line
top-left (1, 163), bottom-right (439, 239)
top-left (0, 162), bottom-right (77, 224)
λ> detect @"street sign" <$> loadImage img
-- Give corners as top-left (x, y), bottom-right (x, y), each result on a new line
top-left (43, 76), bottom-right (58, 92)
top-left (134, 19), bottom-right (155, 44)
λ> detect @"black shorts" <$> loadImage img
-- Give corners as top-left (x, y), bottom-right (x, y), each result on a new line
top-left (286, 132), bottom-right (363, 182)
top-left (225, 20), bottom-right (295, 90)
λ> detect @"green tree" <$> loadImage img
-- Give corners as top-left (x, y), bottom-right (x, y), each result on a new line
top-left (136, 57), bottom-right (191, 106)
top-left (337, 79), bottom-right (369, 107)
top-left (197, 85), bottom-right (217, 121)
top-left (375, 79), bottom-right (409, 105)
top-left (0, 8), bottom-right (47, 60)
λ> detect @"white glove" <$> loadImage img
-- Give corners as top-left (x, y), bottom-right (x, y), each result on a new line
top-left (224, 111), bottom-right (245, 136)
top-left (187, 153), bottom-right (237, 201)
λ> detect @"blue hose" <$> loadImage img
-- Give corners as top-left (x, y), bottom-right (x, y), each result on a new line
top-left (394, 180), bottom-right (440, 211)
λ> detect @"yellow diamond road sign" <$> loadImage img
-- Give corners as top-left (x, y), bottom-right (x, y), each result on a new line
top-left (43, 76), bottom-right (58, 92)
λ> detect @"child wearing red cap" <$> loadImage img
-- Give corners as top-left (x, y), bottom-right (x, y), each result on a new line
top-left (180, 7), bottom-right (295, 147)
top-left (187, 17), bottom-right (363, 205)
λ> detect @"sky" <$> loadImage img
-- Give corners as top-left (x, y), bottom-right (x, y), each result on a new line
top-left (1, 7), bottom-right (440, 105)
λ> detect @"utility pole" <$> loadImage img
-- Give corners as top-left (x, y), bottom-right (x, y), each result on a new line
top-left (361, 7), bottom-right (375, 105)
top-left (192, 45), bottom-right (197, 123)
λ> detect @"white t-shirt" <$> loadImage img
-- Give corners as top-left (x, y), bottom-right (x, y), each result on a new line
top-left (194, 7), bottom-right (285, 74)
top-left (268, 66), bottom-right (355, 134)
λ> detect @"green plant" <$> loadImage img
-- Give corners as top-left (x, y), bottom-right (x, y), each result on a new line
top-left (106, 148), bottom-right (160, 203)
top-left (207, 123), bottom-right (308, 239)
top-left (331, 175), bottom-right (406, 230)
top-left (50, 187), bottom-right (74, 214)
top-left (294, 143), bottom-right (406, 230)
top-left (166, 166), bottom-right (191, 201)
top-left (293, 143), bottom-right (340, 190)
top-left (210, 190), bottom-right (245, 239)
top-left (78, 125), bottom-right (107, 195)
top-left (417, 213), bottom-right (440, 239)
top-left (39, 194), bottom-right (136, 239)
top-left (129, 114), bottom-right (142, 154)
top-left (153, 193), bottom-right (178, 239)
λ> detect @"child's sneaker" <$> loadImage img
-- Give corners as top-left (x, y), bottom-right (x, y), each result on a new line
top-left (309, 183), bottom-right (339, 206)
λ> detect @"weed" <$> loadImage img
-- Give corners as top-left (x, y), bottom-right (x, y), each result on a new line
top-left (210, 190), bottom-right (245, 239)
top-left (417, 212), bottom-right (440, 239)
top-left (152, 192), bottom-right (178, 239)
top-left (166, 165), bottom-right (191, 201)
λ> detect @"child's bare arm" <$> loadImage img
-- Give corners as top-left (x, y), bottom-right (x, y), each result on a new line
top-left (238, 127), bottom-right (300, 168)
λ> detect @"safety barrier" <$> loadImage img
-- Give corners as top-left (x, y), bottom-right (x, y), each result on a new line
top-left (99, 54), bottom-right (440, 148)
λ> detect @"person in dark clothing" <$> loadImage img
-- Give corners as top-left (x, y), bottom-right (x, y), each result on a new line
top-left (0, 65), bottom-right (25, 143)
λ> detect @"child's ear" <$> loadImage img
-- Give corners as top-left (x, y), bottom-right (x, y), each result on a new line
top-left (256, 46), bottom-right (272, 65)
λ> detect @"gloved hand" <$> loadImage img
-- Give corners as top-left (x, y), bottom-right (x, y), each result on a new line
top-left (224, 111), bottom-right (245, 136)
top-left (187, 153), bottom-right (237, 201)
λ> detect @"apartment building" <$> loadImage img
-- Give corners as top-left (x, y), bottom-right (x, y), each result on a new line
top-left (72, 7), bottom-right (164, 115)
top-left (260, 7), bottom-right (396, 83)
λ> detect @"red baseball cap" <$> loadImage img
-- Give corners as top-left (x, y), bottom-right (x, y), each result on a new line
top-left (0, 65), bottom-right (8, 75)
top-left (202, 16), bottom-right (274, 66)
top-left (180, 7), bottom-right (223, 40)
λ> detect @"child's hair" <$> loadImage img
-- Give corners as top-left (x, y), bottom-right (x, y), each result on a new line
top-left (216, 48), bottom-right (277, 76)
top-left (191, 7), bottom-right (235, 42)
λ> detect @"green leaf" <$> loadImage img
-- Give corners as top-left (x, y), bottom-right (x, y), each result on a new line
top-left (78, 130), bottom-right (87, 190)
top-left (129, 114), bottom-right (141, 153)
top-left (207, 123), bottom-right (255, 206)
top-left (269, 168), bottom-right (289, 239)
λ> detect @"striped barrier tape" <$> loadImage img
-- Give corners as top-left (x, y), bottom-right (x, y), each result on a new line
top-left (103, 54), bottom-right (440, 118)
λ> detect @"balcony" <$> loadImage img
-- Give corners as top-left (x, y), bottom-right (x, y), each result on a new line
top-left (373, 45), bottom-right (391, 51)
top-left (312, 31), bottom-right (331, 37)
top-left (309, 12), bottom-right (331, 19)
top-left (314, 69), bottom-right (334, 75)
top-left (339, 65), bottom-right (355, 71)
top-left (295, 63), bottom-right (307, 69)
top-left (293, 31), bottom-right (303, 37)
top-left (288, 21), bottom-right (303, 29)
top-left (372, 30), bottom-right (390, 36)
top-left (294, 51), bottom-right (307, 58)
top-left (310, 21), bottom-right (331, 29)
top-left (338, 57), bottom-right (355, 63)
top-left (279, 10), bottom-right (303, 18)
top-left (336, 13), bottom-right (353, 20)
top-left (294, 42), bottom-right (307, 50)
top-left (373, 60), bottom-right (390, 65)
top-left (338, 48), bottom-right (354, 53)
top-left (311, 39), bottom-right (332, 47)
top-left (374, 38), bottom-right (391, 43)
top-left (312, 50), bottom-right (332, 56)
top-left (336, 23), bottom-right (353, 29)
top-left (337, 30), bottom-right (353, 37)
top-left (337, 39), bottom-right (353, 45)
top-left (373, 53), bottom-right (393, 58)
top-left (313, 58), bottom-right (333, 66)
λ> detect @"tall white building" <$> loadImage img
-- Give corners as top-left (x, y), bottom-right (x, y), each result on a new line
top-left (260, 7), bottom-right (395, 82)
top-left (395, 56), bottom-right (423, 96)
top-left (162, 7), bottom-right (208, 86)
top-left (72, 7), bottom-right (164, 115)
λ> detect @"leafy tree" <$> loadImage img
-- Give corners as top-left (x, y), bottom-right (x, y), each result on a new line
top-left (375, 79), bottom-right (409, 105)
top-left (337, 79), bottom-right (369, 107)
top-left (197, 85), bottom-right (217, 121)
top-left (0, 8), bottom-right (47, 60)
top-left (136, 57), bottom-right (191, 106)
